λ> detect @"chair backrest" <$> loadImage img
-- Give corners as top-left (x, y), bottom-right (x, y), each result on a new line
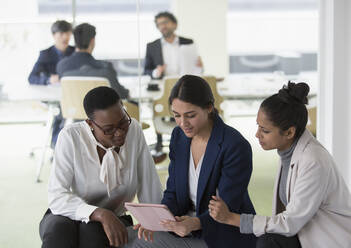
top-left (202, 76), bottom-right (224, 116)
top-left (60, 76), bottom-right (110, 120)
top-left (153, 77), bottom-right (178, 118)
top-left (123, 100), bottom-right (139, 122)
top-left (307, 106), bottom-right (316, 136)
top-left (153, 76), bottom-right (223, 118)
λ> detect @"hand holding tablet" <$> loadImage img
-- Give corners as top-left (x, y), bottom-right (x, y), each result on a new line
top-left (124, 202), bottom-right (175, 231)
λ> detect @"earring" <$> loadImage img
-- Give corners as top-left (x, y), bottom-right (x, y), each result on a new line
top-left (91, 128), bottom-right (94, 131)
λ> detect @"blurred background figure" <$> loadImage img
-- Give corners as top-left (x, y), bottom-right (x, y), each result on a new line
top-left (144, 11), bottom-right (203, 162)
top-left (57, 22), bottom-right (129, 99)
top-left (28, 20), bottom-right (74, 149)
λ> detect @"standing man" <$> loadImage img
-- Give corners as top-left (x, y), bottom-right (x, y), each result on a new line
top-left (144, 11), bottom-right (203, 161)
top-left (28, 20), bottom-right (74, 149)
top-left (144, 11), bottom-right (203, 79)
top-left (57, 23), bottom-right (129, 99)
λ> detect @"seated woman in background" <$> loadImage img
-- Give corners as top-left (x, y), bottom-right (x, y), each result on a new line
top-left (135, 75), bottom-right (257, 248)
top-left (39, 86), bottom-right (162, 248)
top-left (209, 82), bottom-right (351, 248)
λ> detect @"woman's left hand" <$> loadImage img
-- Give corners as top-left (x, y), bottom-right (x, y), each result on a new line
top-left (208, 196), bottom-right (236, 225)
top-left (160, 216), bottom-right (200, 237)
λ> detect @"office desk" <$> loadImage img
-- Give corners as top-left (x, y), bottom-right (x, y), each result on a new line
top-left (126, 72), bottom-right (318, 101)
top-left (3, 77), bottom-right (159, 102)
top-left (2, 84), bottom-right (61, 182)
top-left (218, 72), bottom-right (317, 100)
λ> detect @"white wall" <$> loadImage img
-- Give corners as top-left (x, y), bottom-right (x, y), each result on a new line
top-left (319, 0), bottom-right (351, 189)
top-left (172, 0), bottom-right (228, 77)
top-left (0, 0), bottom-right (38, 19)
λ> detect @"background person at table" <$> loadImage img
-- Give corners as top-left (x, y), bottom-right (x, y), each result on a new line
top-left (28, 20), bottom-right (74, 85)
top-left (209, 82), bottom-right (351, 248)
top-left (57, 23), bottom-right (129, 99)
top-left (134, 75), bottom-right (256, 248)
top-left (39, 86), bottom-right (162, 248)
top-left (144, 11), bottom-right (203, 162)
top-left (28, 20), bottom-right (74, 149)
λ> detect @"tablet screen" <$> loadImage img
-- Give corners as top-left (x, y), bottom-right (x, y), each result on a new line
top-left (125, 202), bottom-right (175, 231)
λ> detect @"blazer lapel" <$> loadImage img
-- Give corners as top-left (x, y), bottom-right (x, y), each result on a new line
top-left (286, 129), bottom-right (313, 203)
top-left (196, 115), bottom-right (224, 212)
top-left (155, 39), bottom-right (164, 65)
top-left (49, 46), bottom-right (60, 64)
top-left (175, 134), bottom-right (191, 209)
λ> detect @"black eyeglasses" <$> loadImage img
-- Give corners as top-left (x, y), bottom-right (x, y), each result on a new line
top-left (91, 108), bottom-right (131, 135)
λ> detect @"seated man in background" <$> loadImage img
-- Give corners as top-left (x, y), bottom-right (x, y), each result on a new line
top-left (28, 20), bottom-right (74, 85)
top-left (28, 20), bottom-right (74, 148)
top-left (144, 11), bottom-right (203, 162)
top-left (57, 23), bottom-right (129, 99)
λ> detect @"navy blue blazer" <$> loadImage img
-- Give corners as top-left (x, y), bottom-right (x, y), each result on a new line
top-left (56, 52), bottom-right (129, 99)
top-left (28, 45), bottom-right (74, 85)
top-left (143, 36), bottom-right (193, 78)
top-left (162, 115), bottom-right (257, 248)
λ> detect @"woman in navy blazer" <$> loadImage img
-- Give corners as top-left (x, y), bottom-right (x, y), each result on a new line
top-left (135, 75), bottom-right (256, 248)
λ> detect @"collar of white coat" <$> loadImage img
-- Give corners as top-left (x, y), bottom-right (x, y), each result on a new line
top-left (290, 129), bottom-right (315, 166)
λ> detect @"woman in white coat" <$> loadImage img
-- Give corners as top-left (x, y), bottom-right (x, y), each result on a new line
top-left (208, 82), bottom-right (351, 248)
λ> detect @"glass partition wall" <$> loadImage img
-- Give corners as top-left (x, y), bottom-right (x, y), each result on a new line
top-left (0, 1), bottom-right (319, 247)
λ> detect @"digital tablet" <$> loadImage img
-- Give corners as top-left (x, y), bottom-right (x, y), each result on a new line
top-left (124, 202), bottom-right (175, 231)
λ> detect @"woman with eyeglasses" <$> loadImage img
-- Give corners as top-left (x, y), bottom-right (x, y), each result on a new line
top-left (134, 75), bottom-right (257, 248)
top-left (39, 86), bottom-right (162, 248)
top-left (208, 82), bottom-right (351, 248)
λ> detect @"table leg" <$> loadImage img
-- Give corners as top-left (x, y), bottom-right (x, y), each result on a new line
top-left (35, 104), bottom-right (57, 182)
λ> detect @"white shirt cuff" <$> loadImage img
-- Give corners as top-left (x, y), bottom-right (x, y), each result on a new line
top-left (76, 203), bottom-right (98, 223)
top-left (253, 215), bottom-right (268, 237)
top-left (152, 68), bottom-right (161, 79)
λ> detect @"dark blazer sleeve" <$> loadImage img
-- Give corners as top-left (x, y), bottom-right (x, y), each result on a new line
top-left (198, 133), bottom-right (254, 237)
top-left (221, 137), bottom-right (253, 211)
top-left (28, 51), bottom-right (50, 85)
top-left (56, 58), bottom-right (66, 78)
top-left (143, 43), bottom-right (156, 78)
top-left (161, 129), bottom-right (181, 215)
top-left (103, 62), bottom-right (129, 99)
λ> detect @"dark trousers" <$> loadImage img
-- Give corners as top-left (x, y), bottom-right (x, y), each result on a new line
top-left (51, 113), bottom-right (65, 149)
top-left (257, 233), bottom-right (302, 248)
top-left (155, 133), bottom-right (163, 152)
top-left (39, 209), bottom-right (132, 248)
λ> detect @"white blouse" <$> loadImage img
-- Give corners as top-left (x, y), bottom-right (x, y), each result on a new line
top-left (48, 119), bottom-right (162, 223)
top-left (188, 148), bottom-right (204, 216)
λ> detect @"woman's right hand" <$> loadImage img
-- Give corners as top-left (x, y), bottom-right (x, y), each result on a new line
top-left (133, 224), bottom-right (154, 242)
top-left (90, 208), bottom-right (128, 247)
top-left (208, 196), bottom-right (240, 227)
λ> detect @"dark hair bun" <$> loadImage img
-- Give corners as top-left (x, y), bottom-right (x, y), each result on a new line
top-left (278, 81), bottom-right (310, 105)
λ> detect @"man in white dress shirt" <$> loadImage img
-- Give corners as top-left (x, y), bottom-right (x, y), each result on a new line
top-left (144, 11), bottom-right (203, 162)
top-left (39, 86), bottom-right (162, 248)
top-left (144, 11), bottom-right (203, 79)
